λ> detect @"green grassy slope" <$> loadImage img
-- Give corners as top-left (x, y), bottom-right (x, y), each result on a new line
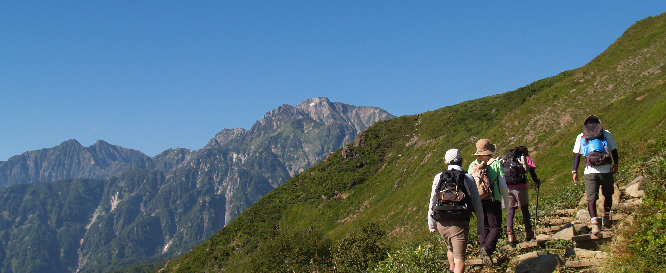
top-left (157, 12), bottom-right (666, 272)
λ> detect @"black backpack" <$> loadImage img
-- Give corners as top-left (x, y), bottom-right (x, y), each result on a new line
top-left (503, 148), bottom-right (527, 185)
top-left (431, 169), bottom-right (473, 222)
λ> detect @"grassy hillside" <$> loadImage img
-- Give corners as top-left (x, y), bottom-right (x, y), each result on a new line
top-left (156, 12), bottom-right (666, 273)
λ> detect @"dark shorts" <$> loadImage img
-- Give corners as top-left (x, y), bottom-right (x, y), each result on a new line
top-left (507, 187), bottom-right (528, 208)
top-left (584, 173), bottom-right (615, 201)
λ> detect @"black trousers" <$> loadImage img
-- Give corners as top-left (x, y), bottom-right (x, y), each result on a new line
top-left (479, 199), bottom-right (503, 255)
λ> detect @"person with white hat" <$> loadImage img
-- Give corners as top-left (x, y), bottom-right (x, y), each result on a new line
top-left (428, 148), bottom-right (484, 273)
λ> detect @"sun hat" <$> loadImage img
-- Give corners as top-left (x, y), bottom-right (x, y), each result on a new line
top-left (474, 139), bottom-right (496, 156)
top-left (583, 115), bottom-right (601, 124)
top-left (444, 149), bottom-right (462, 164)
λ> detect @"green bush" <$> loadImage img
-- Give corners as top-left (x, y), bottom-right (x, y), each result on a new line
top-left (332, 222), bottom-right (389, 272)
top-left (371, 235), bottom-right (447, 273)
top-left (249, 228), bottom-right (333, 273)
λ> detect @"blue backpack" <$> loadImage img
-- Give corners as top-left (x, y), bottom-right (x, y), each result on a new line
top-left (580, 136), bottom-right (611, 166)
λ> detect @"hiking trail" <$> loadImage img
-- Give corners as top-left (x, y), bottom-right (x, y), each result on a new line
top-left (451, 175), bottom-right (646, 272)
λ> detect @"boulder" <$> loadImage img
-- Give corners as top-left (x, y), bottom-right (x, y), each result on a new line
top-left (536, 234), bottom-right (550, 241)
top-left (515, 254), bottom-right (565, 273)
top-left (514, 251), bottom-right (548, 263)
top-left (626, 178), bottom-right (645, 198)
top-left (550, 224), bottom-right (575, 241)
top-left (576, 209), bottom-right (590, 222)
top-left (626, 175), bottom-right (646, 188)
top-left (566, 247), bottom-right (609, 259)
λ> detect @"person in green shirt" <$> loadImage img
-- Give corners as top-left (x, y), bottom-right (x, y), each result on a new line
top-left (468, 139), bottom-right (509, 266)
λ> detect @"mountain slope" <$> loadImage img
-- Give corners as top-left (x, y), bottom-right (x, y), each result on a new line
top-left (157, 12), bottom-right (666, 272)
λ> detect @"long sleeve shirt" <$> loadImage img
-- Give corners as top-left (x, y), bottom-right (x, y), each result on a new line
top-left (428, 165), bottom-right (485, 234)
top-left (469, 159), bottom-right (510, 209)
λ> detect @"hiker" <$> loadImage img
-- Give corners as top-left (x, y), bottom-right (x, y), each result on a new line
top-left (503, 146), bottom-right (541, 246)
top-left (468, 139), bottom-right (509, 266)
top-left (428, 149), bottom-right (484, 273)
top-left (572, 115), bottom-right (618, 234)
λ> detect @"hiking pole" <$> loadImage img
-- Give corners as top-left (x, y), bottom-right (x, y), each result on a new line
top-left (534, 181), bottom-right (540, 232)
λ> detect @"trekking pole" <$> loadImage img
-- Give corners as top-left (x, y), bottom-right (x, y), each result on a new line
top-left (534, 182), bottom-right (540, 232)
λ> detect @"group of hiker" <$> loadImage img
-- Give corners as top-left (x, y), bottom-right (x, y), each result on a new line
top-left (427, 115), bottom-right (619, 273)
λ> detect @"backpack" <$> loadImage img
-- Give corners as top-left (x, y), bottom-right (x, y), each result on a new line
top-left (502, 148), bottom-right (527, 185)
top-left (468, 159), bottom-right (493, 200)
top-left (580, 137), bottom-right (611, 166)
top-left (431, 169), bottom-right (473, 222)
top-left (580, 122), bottom-right (611, 166)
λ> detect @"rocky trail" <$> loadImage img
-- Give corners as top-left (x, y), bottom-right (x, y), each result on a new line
top-left (456, 175), bottom-right (646, 272)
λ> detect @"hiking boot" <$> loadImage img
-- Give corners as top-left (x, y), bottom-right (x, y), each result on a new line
top-left (603, 215), bottom-right (612, 228)
top-left (507, 231), bottom-right (517, 246)
top-left (525, 228), bottom-right (534, 241)
top-left (591, 223), bottom-right (600, 235)
top-left (479, 247), bottom-right (493, 266)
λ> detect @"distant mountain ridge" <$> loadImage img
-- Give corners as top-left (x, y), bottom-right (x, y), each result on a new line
top-left (0, 139), bottom-right (146, 187)
top-left (205, 97), bottom-right (391, 176)
top-left (0, 97), bottom-right (394, 273)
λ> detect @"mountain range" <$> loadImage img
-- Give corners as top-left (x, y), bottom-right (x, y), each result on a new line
top-left (0, 97), bottom-right (394, 272)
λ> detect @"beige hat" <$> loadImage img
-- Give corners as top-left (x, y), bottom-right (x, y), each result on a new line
top-left (474, 139), bottom-right (496, 156)
top-left (444, 149), bottom-right (462, 164)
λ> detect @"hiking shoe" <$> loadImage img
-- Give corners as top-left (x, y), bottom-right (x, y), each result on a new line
top-left (479, 247), bottom-right (493, 266)
top-left (508, 232), bottom-right (517, 247)
top-left (525, 229), bottom-right (535, 241)
top-left (603, 215), bottom-right (612, 228)
top-left (591, 223), bottom-right (600, 235)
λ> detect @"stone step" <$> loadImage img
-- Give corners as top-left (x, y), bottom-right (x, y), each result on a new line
top-left (615, 198), bottom-right (643, 209)
top-left (443, 258), bottom-right (499, 265)
top-left (537, 215), bottom-right (625, 235)
top-left (546, 217), bottom-right (576, 225)
top-left (571, 231), bottom-right (613, 242)
top-left (536, 223), bottom-right (584, 234)
top-left (535, 227), bottom-right (553, 234)
top-left (502, 239), bottom-right (546, 250)
top-left (612, 214), bottom-right (626, 221)
top-left (465, 258), bottom-right (499, 265)
top-left (566, 247), bottom-right (609, 259)
top-left (553, 209), bottom-right (578, 215)
top-left (565, 258), bottom-right (601, 268)
top-left (536, 224), bottom-right (565, 234)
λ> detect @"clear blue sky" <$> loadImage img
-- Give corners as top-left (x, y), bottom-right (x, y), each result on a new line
top-left (1, 1), bottom-right (665, 161)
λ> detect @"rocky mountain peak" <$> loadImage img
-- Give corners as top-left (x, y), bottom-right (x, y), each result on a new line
top-left (296, 97), bottom-right (334, 111)
top-left (205, 128), bottom-right (248, 149)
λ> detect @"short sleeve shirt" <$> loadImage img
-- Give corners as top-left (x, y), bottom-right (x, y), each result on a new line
top-left (572, 130), bottom-right (617, 174)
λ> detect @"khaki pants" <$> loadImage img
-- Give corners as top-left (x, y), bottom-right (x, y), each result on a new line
top-left (436, 221), bottom-right (469, 260)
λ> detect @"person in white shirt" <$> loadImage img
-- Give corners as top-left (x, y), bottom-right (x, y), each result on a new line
top-left (572, 115), bottom-right (619, 234)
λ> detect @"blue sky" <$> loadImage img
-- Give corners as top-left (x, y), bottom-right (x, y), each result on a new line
top-left (1, 1), bottom-right (665, 161)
